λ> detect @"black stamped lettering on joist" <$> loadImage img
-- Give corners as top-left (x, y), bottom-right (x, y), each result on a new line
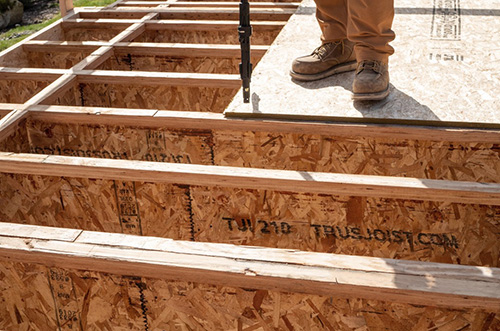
top-left (144, 129), bottom-right (215, 164)
top-left (30, 146), bottom-right (129, 160)
top-left (47, 268), bottom-right (83, 331)
top-left (224, 217), bottom-right (293, 235)
top-left (114, 181), bottom-right (143, 235)
top-left (223, 217), bottom-right (460, 250)
top-left (431, 0), bottom-right (461, 40)
top-left (311, 224), bottom-right (460, 250)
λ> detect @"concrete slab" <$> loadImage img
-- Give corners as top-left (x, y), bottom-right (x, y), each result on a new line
top-left (225, 0), bottom-right (500, 128)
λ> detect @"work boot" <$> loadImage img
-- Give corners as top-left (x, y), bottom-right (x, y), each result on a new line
top-left (352, 60), bottom-right (390, 101)
top-left (290, 40), bottom-right (356, 81)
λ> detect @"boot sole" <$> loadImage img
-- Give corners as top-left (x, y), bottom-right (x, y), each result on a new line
top-left (352, 87), bottom-right (390, 101)
top-left (290, 61), bottom-right (357, 81)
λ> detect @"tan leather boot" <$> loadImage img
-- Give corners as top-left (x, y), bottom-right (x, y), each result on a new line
top-left (290, 40), bottom-right (356, 81)
top-left (352, 60), bottom-right (390, 101)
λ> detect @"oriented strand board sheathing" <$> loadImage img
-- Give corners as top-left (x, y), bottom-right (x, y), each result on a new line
top-left (190, 186), bottom-right (500, 267)
top-left (0, 121), bottom-right (30, 153)
top-left (25, 120), bottom-right (215, 165)
top-left (0, 174), bottom-right (192, 239)
top-left (25, 51), bottom-right (94, 69)
top-left (100, 53), bottom-right (261, 74)
top-left (62, 28), bottom-right (125, 42)
top-left (0, 48), bottom-right (93, 69)
top-left (213, 130), bottom-right (500, 183)
top-left (55, 83), bottom-right (238, 112)
top-left (0, 173), bottom-right (498, 267)
top-left (0, 261), bottom-right (499, 330)
top-left (134, 29), bottom-right (280, 45)
top-left (0, 80), bottom-right (50, 104)
top-left (17, 121), bottom-right (500, 183)
top-left (51, 86), bottom-right (82, 107)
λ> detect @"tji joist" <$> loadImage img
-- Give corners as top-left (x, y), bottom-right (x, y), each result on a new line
top-left (0, 0), bottom-right (499, 329)
top-left (0, 223), bottom-right (499, 329)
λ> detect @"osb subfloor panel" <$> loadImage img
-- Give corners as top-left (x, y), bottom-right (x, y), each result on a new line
top-left (225, 0), bottom-right (500, 127)
top-left (53, 84), bottom-right (238, 112)
top-left (1, 261), bottom-right (499, 331)
top-left (15, 120), bottom-right (500, 182)
top-left (1, 174), bottom-right (498, 267)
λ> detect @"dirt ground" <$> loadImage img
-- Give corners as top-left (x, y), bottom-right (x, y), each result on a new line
top-left (0, 0), bottom-right (59, 34)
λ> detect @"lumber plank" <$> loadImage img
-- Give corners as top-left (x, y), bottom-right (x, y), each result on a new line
top-left (0, 152), bottom-right (499, 205)
top-left (23, 40), bottom-right (106, 52)
top-left (71, 12), bottom-right (158, 72)
top-left (0, 223), bottom-right (498, 310)
top-left (119, 1), bottom-right (300, 8)
top-left (0, 11), bottom-right (77, 62)
top-left (61, 18), bottom-right (144, 29)
top-left (0, 67), bottom-right (65, 81)
top-left (26, 105), bottom-right (500, 143)
top-left (78, 7), bottom-right (294, 20)
top-left (60, 18), bottom-right (286, 31)
top-left (113, 42), bottom-right (269, 57)
top-left (0, 104), bottom-right (22, 118)
top-left (0, 75), bottom-right (76, 141)
top-left (25, 74), bottom-right (77, 106)
top-left (0, 223), bottom-right (82, 241)
top-left (59, 0), bottom-right (74, 16)
top-left (76, 70), bottom-right (241, 88)
top-left (24, 40), bottom-right (268, 57)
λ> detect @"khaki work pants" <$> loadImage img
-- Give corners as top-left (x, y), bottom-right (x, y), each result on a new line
top-left (315, 0), bottom-right (395, 63)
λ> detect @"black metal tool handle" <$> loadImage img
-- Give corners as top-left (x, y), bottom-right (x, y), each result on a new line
top-left (238, 0), bottom-right (252, 103)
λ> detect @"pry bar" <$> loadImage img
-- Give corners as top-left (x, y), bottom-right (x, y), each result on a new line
top-left (238, 0), bottom-right (252, 103)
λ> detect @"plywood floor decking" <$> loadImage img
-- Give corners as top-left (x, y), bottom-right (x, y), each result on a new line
top-left (225, 0), bottom-right (500, 128)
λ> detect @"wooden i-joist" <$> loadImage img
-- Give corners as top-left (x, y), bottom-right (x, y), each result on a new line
top-left (0, 0), bottom-right (499, 329)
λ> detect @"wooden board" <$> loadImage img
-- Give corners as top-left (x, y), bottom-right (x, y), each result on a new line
top-left (0, 119), bottom-right (30, 153)
top-left (0, 223), bottom-right (499, 331)
top-left (99, 53), bottom-right (262, 74)
top-left (0, 169), bottom-right (498, 267)
top-left (50, 81), bottom-right (237, 112)
top-left (225, 0), bottom-right (500, 128)
top-left (134, 27), bottom-right (281, 45)
top-left (2, 260), bottom-right (498, 330)
top-left (15, 119), bottom-right (500, 183)
top-left (0, 80), bottom-right (51, 104)
top-left (0, 46), bottom-right (94, 69)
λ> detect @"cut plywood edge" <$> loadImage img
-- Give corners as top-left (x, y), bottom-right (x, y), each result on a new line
top-left (225, 0), bottom-right (500, 128)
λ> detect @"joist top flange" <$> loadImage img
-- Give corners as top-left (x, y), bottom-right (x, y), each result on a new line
top-left (0, 152), bottom-right (499, 205)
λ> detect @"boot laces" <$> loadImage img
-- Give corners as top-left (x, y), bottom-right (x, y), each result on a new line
top-left (356, 60), bottom-right (382, 74)
top-left (312, 41), bottom-right (343, 60)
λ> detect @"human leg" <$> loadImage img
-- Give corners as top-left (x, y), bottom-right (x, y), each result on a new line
top-left (347, 0), bottom-right (395, 100)
top-left (290, 0), bottom-right (355, 81)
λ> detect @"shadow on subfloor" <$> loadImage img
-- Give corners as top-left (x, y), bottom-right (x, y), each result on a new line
top-left (290, 71), bottom-right (440, 122)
